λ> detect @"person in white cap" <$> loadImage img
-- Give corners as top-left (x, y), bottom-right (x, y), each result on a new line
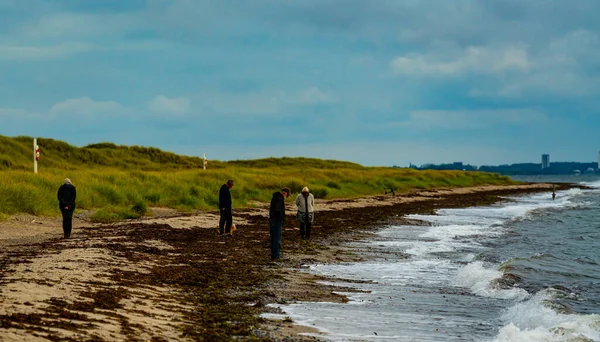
top-left (295, 186), bottom-right (315, 240)
top-left (57, 178), bottom-right (77, 238)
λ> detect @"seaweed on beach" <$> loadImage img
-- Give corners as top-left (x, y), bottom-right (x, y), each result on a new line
top-left (0, 185), bottom-right (576, 341)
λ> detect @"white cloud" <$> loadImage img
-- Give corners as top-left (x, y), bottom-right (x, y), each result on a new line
top-left (465, 30), bottom-right (600, 98)
top-left (349, 55), bottom-right (378, 66)
top-left (148, 95), bottom-right (191, 114)
top-left (1, 98), bottom-right (126, 124)
top-left (550, 30), bottom-right (600, 56)
top-left (50, 97), bottom-right (123, 117)
top-left (196, 87), bottom-right (336, 116)
top-left (390, 45), bottom-right (530, 76)
top-left (297, 87), bottom-right (336, 105)
top-left (17, 11), bottom-right (144, 40)
top-left (494, 73), bottom-right (598, 98)
top-left (390, 28), bottom-right (600, 99)
top-left (0, 41), bottom-right (163, 60)
top-left (0, 9), bottom-right (163, 61)
top-left (0, 43), bottom-right (95, 60)
top-left (0, 107), bottom-right (37, 118)
top-left (407, 109), bottom-right (548, 129)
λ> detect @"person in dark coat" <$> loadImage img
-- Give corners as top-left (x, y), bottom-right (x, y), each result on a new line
top-left (218, 179), bottom-right (234, 236)
top-left (57, 178), bottom-right (76, 238)
top-left (269, 187), bottom-right (291, 260)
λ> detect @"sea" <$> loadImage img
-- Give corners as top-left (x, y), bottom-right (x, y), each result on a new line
top-left (263, 175), bottom-right (600, 341)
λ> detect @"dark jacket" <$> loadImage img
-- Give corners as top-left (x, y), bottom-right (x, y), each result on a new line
top-left (57, 183), bottom-right (77, 210)
top-left (269, 191), bottom-right (286, 223)
top-left (219, 184), bottom-right (232, 209)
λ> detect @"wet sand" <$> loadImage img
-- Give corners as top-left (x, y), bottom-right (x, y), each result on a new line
top-left (0, 183), bottom-right (572, 341)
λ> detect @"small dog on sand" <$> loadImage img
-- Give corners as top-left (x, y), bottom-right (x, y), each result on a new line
top-left (218, 224), bottom-right (236, 236)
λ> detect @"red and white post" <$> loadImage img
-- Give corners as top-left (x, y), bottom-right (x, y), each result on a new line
top-left (33, 138), bottom-right (39, 174)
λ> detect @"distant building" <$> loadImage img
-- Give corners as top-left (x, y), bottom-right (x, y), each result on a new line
top-left (542, 154), bottom-right (550, 169)
top-left (453, 162), bottom-right (463, 169)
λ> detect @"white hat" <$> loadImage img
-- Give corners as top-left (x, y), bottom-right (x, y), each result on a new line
top-left (302, 186), bottom-right (309, 193)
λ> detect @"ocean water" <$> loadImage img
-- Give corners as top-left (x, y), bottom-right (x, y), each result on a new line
top-left (263, 176), bottom-right (600, 341)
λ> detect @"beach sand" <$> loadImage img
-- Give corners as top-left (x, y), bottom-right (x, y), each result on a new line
top-left (0, 183), bottom-right (567, 341)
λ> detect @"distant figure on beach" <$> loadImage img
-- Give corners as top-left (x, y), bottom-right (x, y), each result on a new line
top-left (295, 187), bottom-right (315, 240)
top-left (218, 179), bottom-right (234, 237)
top-left (552, 192), bottom-right (556, 200)
top-left (269, 187), bottom-right (291, 260)
top-left (57, 178), bottom-right (76, 239)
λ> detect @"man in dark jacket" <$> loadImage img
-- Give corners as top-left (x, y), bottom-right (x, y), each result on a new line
top-left (269, 187), bottom-right (291, 260)
top-left (218, 179), bottom-right (234, 236)
top-left (57, 178), bottom-right (76, 238)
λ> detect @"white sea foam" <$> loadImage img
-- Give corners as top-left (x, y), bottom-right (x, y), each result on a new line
top-left (420, 224), bottom-right (496, 239)
top-left (372, 224), bottom-right (482, 257)
top-left (264, 299), bottom-right (482, 342)
top-left (454, 261), bottom-right (529, 300)
top-left (581, 180), bottom-right (600, 189)
top-left (406, 212), bottom-right (502, 226)
top-left (264, 189), bottom-right (596, 342)
top-left (404, 239), bottom-right (459, 256)
top-left (407, 189), bottom-right (581, 227)
top-left (309, 258), bottom-right (455, 286)
top-left (489, 290), bottom-right (600, 342)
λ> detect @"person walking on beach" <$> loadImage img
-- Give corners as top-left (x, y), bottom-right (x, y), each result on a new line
top-left (295, 186), bottom-right (315, 240)
top-left (218, 179), bottom-right (234, 237)
top-left (269, 187), bottom-right (291, 260)
top-left (57, 178), bottom-right (76, 239)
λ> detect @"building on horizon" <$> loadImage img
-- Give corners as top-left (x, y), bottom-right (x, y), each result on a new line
top-left (542, 154), bottom-right (550, 169)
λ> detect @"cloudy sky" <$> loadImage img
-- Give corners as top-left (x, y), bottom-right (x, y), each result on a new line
top-left (1, 0), bottom-right (599, 166)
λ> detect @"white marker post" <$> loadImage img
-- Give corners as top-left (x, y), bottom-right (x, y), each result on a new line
top-left (203, 153), bottom-right (207, 170)
top-left (33, 138), bottom-right (38, 174)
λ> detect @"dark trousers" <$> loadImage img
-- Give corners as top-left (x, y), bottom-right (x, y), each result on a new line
top-left (300, 221), bottom-right (312, 239)
top-left (61, 209), bottom-right (74, 238)
top-left (219, 208), bottom-right (232, 235)
top-left (270, 220), bottom-right (283, 260)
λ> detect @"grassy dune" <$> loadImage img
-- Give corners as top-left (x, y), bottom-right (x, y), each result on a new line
top-left (0, 135), bottom-right (518, 221)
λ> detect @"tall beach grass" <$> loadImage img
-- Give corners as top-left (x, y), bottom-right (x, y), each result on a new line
top-left (0, 135), bottom-right (518, 221)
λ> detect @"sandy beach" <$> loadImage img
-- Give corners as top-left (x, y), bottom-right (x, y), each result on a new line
top-left (0, 183), bottom-right (568, 341)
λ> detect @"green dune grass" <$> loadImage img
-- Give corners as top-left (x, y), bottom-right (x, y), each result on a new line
top-left (0, 135), bottom-right (518, 222)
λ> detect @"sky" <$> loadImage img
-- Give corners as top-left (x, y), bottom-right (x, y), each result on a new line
top-left (1, 0), bottom-right (599, 167)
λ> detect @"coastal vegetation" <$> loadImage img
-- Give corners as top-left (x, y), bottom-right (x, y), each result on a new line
top-left (0, 135), bottom-right (518, 221)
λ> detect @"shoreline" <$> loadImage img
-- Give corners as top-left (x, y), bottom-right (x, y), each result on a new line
top-left (253, 183), bottom-right (573, 340)
top-left (0, 183), bottom-right (579, 341)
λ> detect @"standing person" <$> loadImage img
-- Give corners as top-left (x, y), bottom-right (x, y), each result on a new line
top-left (295, 186), bottom-right (315, 240)
top-left (218, 179), bottom-right (234, 237)
top-left (57, 178), bottom-right (76, 239)
top-left (269, 187), bottom-right (291, 260)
